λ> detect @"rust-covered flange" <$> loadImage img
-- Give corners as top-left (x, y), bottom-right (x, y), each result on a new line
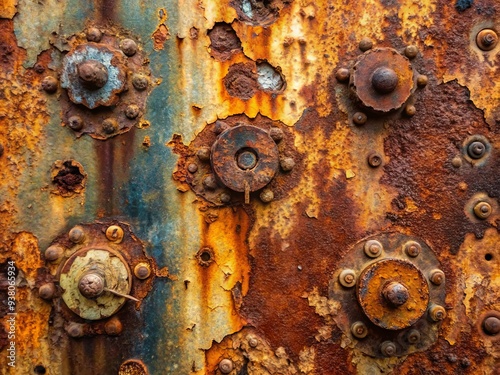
top-left (350, 48), bottom-right (415, 112)
top-left (330, 233), bottom-right (446, 358)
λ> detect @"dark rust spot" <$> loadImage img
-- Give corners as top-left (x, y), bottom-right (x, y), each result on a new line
top-left (208, 23), bottom-right (242, 61)
top-left (51, 160), bottom-right (87, 197)
top-left (223, 62), bottom-right (258, 100)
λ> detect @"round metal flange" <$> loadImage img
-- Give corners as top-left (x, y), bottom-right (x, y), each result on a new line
top-left (211, 125), bottom-right (279, 192)
top-left (351, 48), bottom-right (414, 112)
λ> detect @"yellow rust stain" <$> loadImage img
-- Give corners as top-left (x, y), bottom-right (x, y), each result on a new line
top-left (0, 0), bottom-right (17, 18)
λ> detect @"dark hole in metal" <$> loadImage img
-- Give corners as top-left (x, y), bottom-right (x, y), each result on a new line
top-left (34, 366), bottom-right (46, 374)
top-left (485, 253), bottom-right (493, 261)
top-left (200, 251), bottom-right (211, 262)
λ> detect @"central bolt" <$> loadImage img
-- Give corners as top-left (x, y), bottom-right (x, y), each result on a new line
top-left (78, 273), bottom-right (105, 299)
top-left (237, 150), bottom-right (258, 170)
top-left (468, 141), bottom-right (486, 159)
top-left (383, 281), bottom-right (409, 307)
top-left (371, 67), bottom-right (399, 94)
top-left (77, 60), bottom-right (109, 90)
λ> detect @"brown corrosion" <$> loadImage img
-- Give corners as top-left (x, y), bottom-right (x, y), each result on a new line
top-left (208, 23), bottom-right (242, 61)
top-left (230, 0), bottom-right (293, 27)
top-left (223, 62), bottom-right (259, 100)
top-left (118, 359), bottom-right (149, 375)
top-left (51, 159), bottom-right (87, 197)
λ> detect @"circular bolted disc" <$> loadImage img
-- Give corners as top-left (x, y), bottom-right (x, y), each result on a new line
top-left (357, 258), bottom-right (429, 330)
top-left (211, 125), bottom-right (279, 193)
top-left (351, 48), bottom-right (415, 112)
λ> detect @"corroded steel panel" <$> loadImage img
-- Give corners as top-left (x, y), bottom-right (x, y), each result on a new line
top-left (0, 0), bottom-right (499, 374)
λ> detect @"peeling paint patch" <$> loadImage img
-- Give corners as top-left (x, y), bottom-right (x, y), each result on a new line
top-left (152, 8), bottom-right (170, 51)
top-left (257, 61), bottom-right (285, 92)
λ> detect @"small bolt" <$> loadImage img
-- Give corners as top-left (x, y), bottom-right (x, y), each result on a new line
top-left (359, 37), bottom-right (373, 51)
top-left (220, 192), bottom-right (231, 203)
top-left (134, 262), bottom-right (151, 280)
top-left (483, 316), bottom-right (500, 335)
top-left (280, 157), bottom-right (295, 172)
top-left (69, 226), bottom-right (85, 243)
top-left (351, 321), bottom-right (368, 339)
top-left (417, 75), bottom-right (428, 87)
top-left (39, 283), bottom-right (56, 300)
top-left (269, 127), bottom-right (284, 143)
top-left (407, 329), bottom-right (421, 344)
top-left (429, 269), bottom-right (445, 285)
top-left (44, 245), bottom-right (64, 261)
top-left (473, 201), bottom-right (492, 220)
top-left (405, 241), bottom-right (421, 257)
top-left (371, 67), bottom-right (399, 94)
top-left (120, 38), bottom-right (138, 56)
top-left (125, 104), bottom-right (140, 119)
top-left (248, 336), bottom-right (259, 348)
top-left (237, 150), bottom-right (258, 170)
top-left (404, 45), bottom-right (419, 59)
top-left (219, 359), bottom-right (234, 374)
top-left (429, 304), bottom-right (447, 322)
top-left (68, 115), bottom-right (84, 131)
top-left (66, 322), bottom-right (84, 338)
top-left (132, 74), bottom-right (149, 91)
top-left (78, 273), bottom-right (105, 299)
top-left (339, 269), bottom-right (356, 288)
top-left (383, 282), bottom-right (409, 307)
top-left (102, 118), bottom-right (118, 134)
top-left (104, 317), bottom-right (123, 336)
top-left (451, 156), bottom-right (462, 168)
top-left (77, 60), bottom-right (108, 90)
top-left (405, 104), bottom-right (416, 117)
top-left (86, 27), bottom-right (102, 42)
top-left (42, 76), bottom-right (58, 93)
top-left (335, 68), bottom-right (350, 82)
top-left (214, 120), bottom-right (229, 135)
top-left (476, 29), bottom-right (498, 51)
top-left (446, 353), bottom-right (458, 363)
top-left (367, 152), bottom-right (382, 168)
top-left (364, 240), bottom-right (383, 258)
top-left (203, 175), bottom-right (218, 190)
top-left (106, 225), bottom-right (124, 243)
top-left (467, 141), bottom-right (486, 159)
top-left (187, 163), bottom-right (198, 173)
top-left (197, 147), bottom-right (211, 162)
top-left (353, 112), bottom-right (367, 125)
top-left (260, 189), bottom-right (274, 203)
top-left (380, 341), bottom-right (397, 357)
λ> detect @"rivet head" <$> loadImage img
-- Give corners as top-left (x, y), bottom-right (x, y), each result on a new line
top-left (104, 317), bottom-right (123, 336)
top-left (429, 304), bottom-right (447, 322)
top-left (125, 104), bottom-right (140, 119)
top-left (467, 141), bottom-right (486, 159)
top-left (134, 263), bottom-right (151, 280)
top-left (219, 359), bottom-right (234, 374)
top-left (78, 273), bottom-right (105, 299)
top-left (335, 68), bottom-right (350, 82)
top-left (66, 322), bottom-right (84, 338)
top-left (86, 27), bottom-right (102, 42)
top-left (197, 147), bottom-right (211, 162)
top-left (214, 120), bottom-right (229, 135)
top-left (339, 269), bottom-right (356, 288)
top-left (451, 156), bottom-right (462, 168)
top-left (102, 118), bottom-right (118, 134)
top-left (269, 127), bottom-right (284, 143)
top-left (380, 341), bottom-right (397, 357)
top-left (106, 225), bottom-right (124, 243)
top-left (69, 226), bottom-right (85, 244)
top-left (42, 76), bottom-right (58, 93)
top-left (404, 45), bottom-right (419, 59)
top-left (417, 74), bottom-right (428, 87)
top-left (203, 175), bottom-right (218, 190)
top-left (405, 241), bottom-right (421, 257)
top-left (367, 152), bottom-right (382, 168)
top-left (353, 112), bottom-right (367, 125)
top-left (120, 38), bottom-right (138, 56)
top-left (383, 281), bottom-right (409, 307)
top-left (364, 240), bottom-right (383, 258)
top-left (68, 115), bottom-right (84, 131)
top-left (247, 336), bottom-right (259, 347)
top-left (371, 67), bottom-right (399, 94)
top-left (187, 163), bottom-right (198, 173)
top-left (77, 60), bottom-right (108, 90)
top-left (260, 189), bottom-right (274, 203)
top-left (132, 74), bottom-right (149, 91)
top-left (405, 104), bottom-right (416, 117)
top-left (483, 316), bottom-right (500, 335)
top-left (280, 157), bottom-right (295, 172)
top-left (39, 283), bottom-right (56, 300)
top-left (476, 29), bottom-right (498, 51)
top-left (220, 192), bottom-right (231, 203)
top-left (351, 321), bottom-right (368, 339)
top-left (473, 201), bottom-right (492, 220)
top-left (45, 245), bottom-right (64, 261)
top-left (359, 37), bottom-right (373, 51)
top-left (407, 329), bottom-right (421, 344)
top-left (429, 269), bottom-right (445, 285)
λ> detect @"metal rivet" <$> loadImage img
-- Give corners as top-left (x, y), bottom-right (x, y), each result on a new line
top-left (371, 67), bottom-right (399, 94)
top-left (132, 74), bottom-right (149, 91)
top-left (78, 273), bottom-right (105, 299)
top-left (367, 152), bottom-right (382, 168)
top-left (197, 147), bottom-right (211, 162)
top-left (451, 156), bottom-right (462, 168)
top-left (203, 175), bottom-right (218, 190)
top-left (417, 74), bottom-right (428, 87)
top-left (134, 263), bottom-right (151, 280)
top-left (483, 316), bottom-right (500, 335)
top-left (407, 329), bottom-right (421, 344)
top-left (220, 192), bottom-right (231, 203)
top-left (102, 118), bottom-right (118, 134)
top-left (467, 141), bottom-right (486, 159)
top-left (120, 39), bottom-right (138, 56)
top-left (66, 323), bottom-right (84, 338)
top-left (187, 163), bottom-right (198, 173)
top-left (260, 189), bottom-right (274, 203)
top-left (214, 120), bottom-right (229, 135)
top-left (69, 226), bottom-right (85, 244)
top-left (428, 304), bottom-right (447, 322)
top-left (473, 201), bottom-right (492, 220)
top-left (335, 68), bottom-right (350, 82)
top-left (42, 76), bottom-right (58, 93)
top-left (280, 157), bottom-right (295, 172)
top-left (106, 225), bottom-right (124, 243)
top-left (359, 37), bottom-right (373, 51)
top-left (269, 127), bottom-right (284, 143)
top-left (86, 27), bottom-right (102, 42)
top-left (77, 60), bottom-right (108, 90)
top-left (383, 282), bottom-right (409, 307)
top-left (219, 359), bottom-right (234, 374)
top-left (45, 245), bottom-right (64, 261)
top-left (350, 321), bottom-right (368, 339)
top-left (68, 115), bottom-right (83, 131)
top-left (353, 112), bottom-right (367, 125)
top-left (39, 283), bottom-right (56, 300)
top-left (248, 336), bottom-right (259, 348)
top-left (404, 45), bottom-right (419, 59)
top-left (476, 29), bottom-right (498, 51)
top-left (380, 341), bottom-right (397, 357)
top-left (429, 269), bottom-right (445, 285)
top-left (364, 240), bottom-right (383, 258)
top-left (405, 104), bottom-right (416, 117)
top-left (125, 104), bottom-right (140, 119)
top-left (104, 317), bottom-right (123, 336)
top-left (404, 241), bottom-right (421, 257)
top-left (339, 269), bottom-right (356, 288)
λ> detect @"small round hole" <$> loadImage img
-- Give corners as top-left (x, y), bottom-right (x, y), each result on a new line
top-left (34, 365), bottom-right (46, 374)
top-left (485, 253), bottom-right (493, 261)
top-left (200, 251), bottom-right (211, 262)
top-left (196, 247), bottom-right (215, 267)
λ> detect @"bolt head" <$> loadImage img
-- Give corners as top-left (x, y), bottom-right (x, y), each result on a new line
top-left (364, 240), bottom-right (383, 258)
top-left (404, 45), bottom-right (419, 59)
top-left (219, 359), bottom-right (234, 374)
top-left (77, 60), bottom-right (108, 90)
top-left (125, 104), bottom-right (140, 119)
top-left (68, 115), bottom-right (84, 131)
top-left (429, 304), bottom-right (446, 322)
top-left (132, 74), bottom-right (149, 91)
top-left (86, 27), bottom-right (102, 42)
top-left (359, 37), bottom-right (373, 51)
top-left (104, 317), bottom-right (123, 335)
top-left (260, 189), bottom-right (274, 203)
top-left (197, 147), bottom-right (211, 162)
top-left (45, 245), bottom-right (64, 261)
top-left (405, 104), bottom-right (416, 117)
top-left (269, 127), bottom-right (284, 142)
top-left (383, 281), bottom-right (409, 307)
top-left (380, 341), bottom-right (397, 357)
top-left (203, 175), bottom-right (218, 190)
top-left (367, 152), bottom-right (382, 168)
top-left (220, 192), bottom-right (231, 203)
top-left (39, 283), bottom-right (56, 300)
top-left (371, 67), bottom-right (399, 94)
top-left (473, 202), bottom-right (492, 220)
top-left (429, 269), bottom-right (445, 285)
top-left (483, 316), bottom-right (500, 335)
top-left (66, 323), bottom-right (84, 338)
top-left (106, 225), bottom-right (124, 243)
top-left (476, 29), bottom-right (499, 51)
top-left (335, 68), bottom-right (350, 82)
top-left (467, 141), bottom-right (486, 159)
top-left (187, 163), bottom-right (198, 173)
top-left (407, 329), bottom-right (421, 344)
top-left (134, 263), bottom-right (151, 280)
top-left (102, 118), bottom-right (118, 134)
top-left (69, 226), bottom-right (85, 244)
top-left (280, 157), bottom-right (295, 172)
top-left (417, 74), bottom-right (428, 87)
top-left (339, 269), bottom-right (356, 288)
top-left (405, 241), bottom-right (421, 257)
top-left (42, 76), bottom-right (58, 93)
top-left (213, 120), bottom-right (229, 135)
top-left (120, 38), bottom-right (138, 56)
top-left (247, 336), bottom-right (259, 347)
top-left (353, 112), bottom-right (367, 125)
top-left (78, 273), bottom-right (105, 299)
top-left (351, 321), bottom-right (368, 339)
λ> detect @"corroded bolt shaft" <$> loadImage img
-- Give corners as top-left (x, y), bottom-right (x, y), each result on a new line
top-left (473, 202), bottom-right (492, 220)
top-left (237, 150), bottom-right (258, 170)
top-left (383, 282), bottom-right (409, 307)
top-left (78, 273), bottom-right (105, 299)
top-left (468, 141), bottom-right (486, 159)
top-left (476, 29), bottom-right (498, 51)
top-left (483, 316), bottom-right (500, 335)
top-left (351, 321), bottom-right (368, 339)
top-left (219, 358), bottom-right (234, 374)
top-left (77, 60), bottom-right (108, 90)
top-left (371, 67), bottom-right (399, 94)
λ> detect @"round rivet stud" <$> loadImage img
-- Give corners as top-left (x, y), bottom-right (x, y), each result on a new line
top-left (104, 317), bottom-right (123, 336)
top-left (106, 225), bottom-right (124, 243)
top-left (473, 201), bottom-right (492, 220)
top-left (86, 27), bottom-right (102, 42)
top-left (407, 329), bottom-right (421, 344)
top-left (78, 273), bottom-right (105, 299)
top-left (203, 175), bottom-right (218, 190)
top-left (120, 39), bottom-right (138, 56)
top-left (429, 269), bottom-right (445, 285)
top-left (404, 241), bottom-right (421, 257)
top-left (102, 118), bottom-right (118, 134)
top-left (359, 37), bottom-right (373, 51)
top-left (371, 67), bottom-right (399, 94)
top-left (260, 189), bottom-right (274, 203)
top-left (404, 45), bottom-right (419, 59)
top-left (219, 359), bottom-right (234, 374)
top-left (483, 316), bottom-right (500, 336)
top-left (367, 152), bottom-right (382, 168)
top-left (339, 269), bottom-right (357, 288)
top-left (68, 115), bottom-right (84, 131)
top-left (220, 192), bottom-right (231, 203)
top-left (39, 283), bottom-right (56, 300)
top-left (383, 282), bottom-right (409, 307)
top-left (380, 341), bottom-right (397, 357)
top-left (132, 74), bottom-right (149, 91)
top-left (428, 304), bottom-right (447, 322)
top-left (364, 240), bottom-right (383, 258)
top-left (77, 60), bottom-right (109, 90)
top-left (45, 245), bottom-right (64, 261)
top-left (335, 68), bottom-right (350, 82)
top-left (269, 127), bottom-right (284, 143)
top-left (214, 121), bottom-right (229, 135)
top-left (405, 104), bottom-right (416, 117)
top-left (66, 322), bottom-right (84, 338)
top-left (134, 262), bottom-right (151, 280)
top-left (187, 163), bottom-right (198, 173)
top-left (42, 76), bottom-right (58, 93)
top-left (69, 226), bottom-right (85, 244)
top-left (197, 147), bottom-right (211, 162)
top-left (280, 157), bottom-right (295, 172)
top-left (351, 321), bottom-right (368, 339)
top-left (476, 29), bottom-right (499, 51)
top-left (467, 141), bottom-right (486, 159)
top-left (248, 336), bottom-right (259, 348)
top-left (353, 112), bottom-right (367, 125)
top-left (125, 104), bottom-right (140, 119)
top-left (417, 75), bottom-right (428, 87)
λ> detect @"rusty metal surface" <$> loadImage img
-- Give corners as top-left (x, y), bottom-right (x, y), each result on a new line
top-left (0, 0), bottom-right (499, 374)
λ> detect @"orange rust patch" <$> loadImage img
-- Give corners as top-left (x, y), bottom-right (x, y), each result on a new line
top-left (152, 24), bottom-right (170, 51)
